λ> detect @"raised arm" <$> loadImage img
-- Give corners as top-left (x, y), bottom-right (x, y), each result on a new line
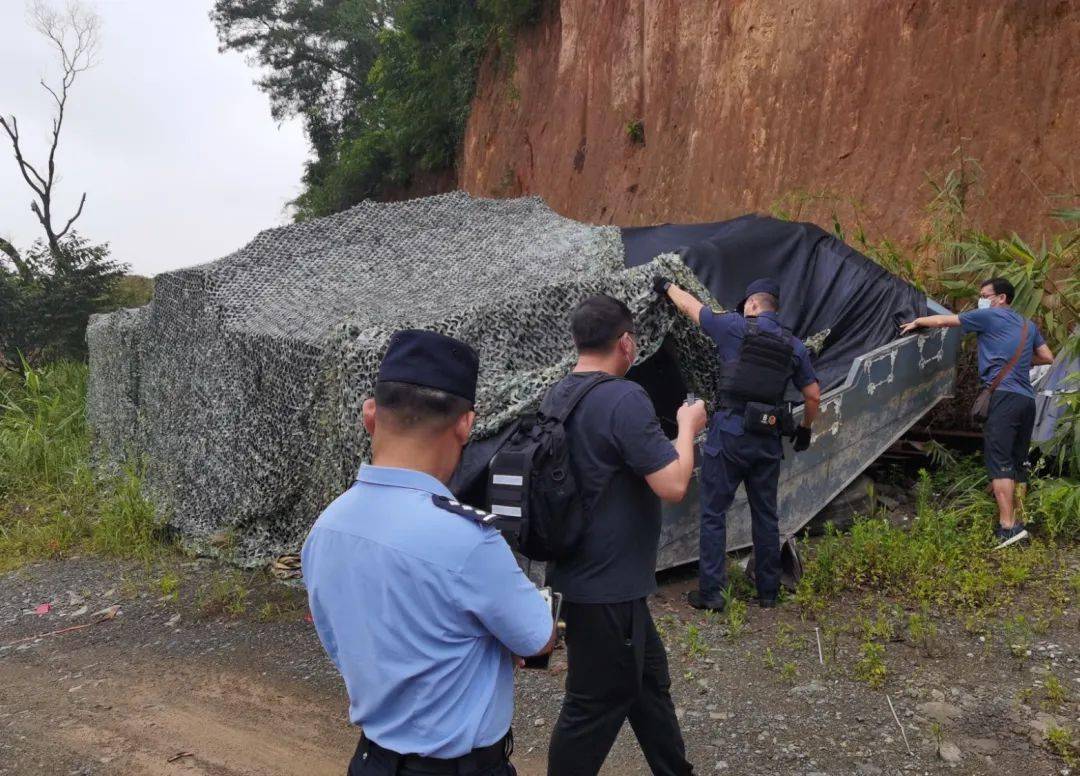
top-left (898, 314), bottom-right (961, 336)
top-left (655, 277), bottom-right (704, 325)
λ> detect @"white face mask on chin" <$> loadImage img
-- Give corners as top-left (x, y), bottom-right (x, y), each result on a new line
top-left (978, 297), bottom-right (992, 310)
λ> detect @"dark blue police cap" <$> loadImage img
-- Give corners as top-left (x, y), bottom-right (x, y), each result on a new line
top-left (377, 329), bottom-right (479, 403)
top-left (737, 278), bottom-right (781, 314)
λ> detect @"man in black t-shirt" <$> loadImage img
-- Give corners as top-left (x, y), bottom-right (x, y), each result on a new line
top-left (546, 294), bottom-right (706, 776)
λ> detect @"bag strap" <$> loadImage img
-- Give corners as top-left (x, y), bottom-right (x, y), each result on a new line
top-left (540, 373), bottom-right (617, 424)
top-left (988, 318), bottom-right (1029, 393)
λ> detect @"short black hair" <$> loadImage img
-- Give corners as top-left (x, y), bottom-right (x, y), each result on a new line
top-left (748, 292), bottom-right (778, 311)
top-left (980, 277), bottom-right (1015, 304)
top-left (570, 294), bottom-right (635, 353)
top-left (374, 381), bottom-right (472, 431)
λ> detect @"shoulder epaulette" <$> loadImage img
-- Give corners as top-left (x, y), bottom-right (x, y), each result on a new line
top-left (431, 495), bottom-right (500, 526)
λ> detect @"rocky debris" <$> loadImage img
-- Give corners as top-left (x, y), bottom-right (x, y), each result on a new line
top-left (916, 701), bottom-right (962, 727)
top-left (959, 737), bottom-right (1000, 756)
top-left (1027, 712), bottom-right (1072, 746)
top-left (937, 740), bottom-right (962, 764)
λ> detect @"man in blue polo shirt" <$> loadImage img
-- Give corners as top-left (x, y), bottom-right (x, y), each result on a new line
top-left (302, 329), bottom-right (555, 775)
top-left (901, 277), bottom-right (1055, 548)
top-left (658, 277), bottom-right (821, 612)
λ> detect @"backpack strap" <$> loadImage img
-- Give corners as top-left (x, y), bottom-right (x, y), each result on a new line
top-left (540, 373), bottom-right (618, 424)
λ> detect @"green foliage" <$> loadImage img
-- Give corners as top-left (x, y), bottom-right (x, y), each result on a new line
top-left (219, 0), bottom-right (542, 217)
top-left (1041, 374), bottom-right (1080, 476)
top-left (159, 570), bottom-right (180, 600)
top-left (212, 1), bottom-right (398, 163)
top-left (0, 361), bottom-right (164, 570)
top-left (721, 585), bottom-right (748, 640)
top-left (854, 640), bottom-right (887, 687)
top-left (943, 220), bottom-right (1080, 353)
top-left (199, 571), bottom-right (252, 618)
top-left (102, 275), bottom-right (153, 311)
top-left (906, 610), bottom-right (941, 657)
top-left (796, 459), bottom-right (1079, 614)
top-left (1004, 614), bottom-right (1034, 660)
top-left (685, 623), bottom-right (708, 658)
top-left (624, 120), bottom-right (645, 145)
top-left (1, 232), bottom-right (125, 366)
top-left (1044, 672), bottom-right (1068, 709)
top-left (1025, 472), bottom-right (1080, 539)
top-left (1047, 725), bottom-right (1079, 766)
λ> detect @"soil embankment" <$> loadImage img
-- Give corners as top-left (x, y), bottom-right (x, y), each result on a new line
top-left (461, 0), bottom-right (1080, 239)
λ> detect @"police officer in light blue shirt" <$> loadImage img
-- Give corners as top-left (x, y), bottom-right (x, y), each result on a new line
top-left (302, 329), bottom-right (555, 775)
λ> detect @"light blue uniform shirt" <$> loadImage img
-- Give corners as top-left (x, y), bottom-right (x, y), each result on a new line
top-left (301, 465), bottom-right (553, 758)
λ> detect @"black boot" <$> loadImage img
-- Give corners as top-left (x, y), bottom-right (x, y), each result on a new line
top-left (687, 590), bottom-right (725, 613)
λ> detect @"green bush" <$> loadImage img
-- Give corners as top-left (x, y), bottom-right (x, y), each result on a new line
top-left (0, 361), bottom-right (164, 570)
top-left (796, 461), bottom-right (1078, 613)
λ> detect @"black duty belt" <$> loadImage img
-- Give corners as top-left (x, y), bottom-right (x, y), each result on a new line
top-left (358, 729), bottom-right (512, 774)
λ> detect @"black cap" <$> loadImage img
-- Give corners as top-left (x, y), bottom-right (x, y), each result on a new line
top-left (736, 278), bottom-right (781, 314)
top-left (377, 329), bottom-right (479, 403)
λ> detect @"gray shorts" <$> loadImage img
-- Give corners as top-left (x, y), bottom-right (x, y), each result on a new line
top-left (983, 391), bottom-right (1036, 482)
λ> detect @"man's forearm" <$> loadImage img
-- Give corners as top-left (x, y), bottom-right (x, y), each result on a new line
top-left (912, 314), bottom-right (960, 329)
top-left (673, 426), bottom-right (697, 486)
top-left (801, 396), bottom-right (820, 428)
top-left (666, 285), bottom-right (705, 325)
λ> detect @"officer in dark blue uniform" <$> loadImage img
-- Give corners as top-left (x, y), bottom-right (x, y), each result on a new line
top-left (302, 329), bottom-right (556, 775)
top-left (655, 278), bottom-right (821, 610)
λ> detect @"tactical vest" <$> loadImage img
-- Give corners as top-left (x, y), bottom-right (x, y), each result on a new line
top-left (717, 318), bottom-right (795, 406)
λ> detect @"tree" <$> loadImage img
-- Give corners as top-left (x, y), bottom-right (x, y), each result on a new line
top-left (211, 1), bottom-right (399, 175)
top-left (1, 1), bottom-right (101, 262)
top-left (0, 2), bottom-right (126, 368)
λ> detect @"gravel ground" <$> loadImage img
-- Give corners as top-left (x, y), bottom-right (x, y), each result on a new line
top-left (2, 555), bottom-right (1078, 775)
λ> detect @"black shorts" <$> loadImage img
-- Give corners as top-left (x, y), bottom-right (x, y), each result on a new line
top-left (983, 391), bottom-right (1036, 482)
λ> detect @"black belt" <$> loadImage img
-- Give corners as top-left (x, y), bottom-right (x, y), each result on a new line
top-left (716, 395), bottom-right (783, 411)
top-left (358, 729), bottom-right (512, 774)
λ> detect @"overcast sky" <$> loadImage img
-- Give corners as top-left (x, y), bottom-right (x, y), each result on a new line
top-left (1, 1), bottom-right (310, 276)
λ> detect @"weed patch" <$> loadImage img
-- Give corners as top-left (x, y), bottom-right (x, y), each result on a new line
top-left (0, 362), bottom-right (167, 570)
top-left (796, 462), bottom-right (1078, 616)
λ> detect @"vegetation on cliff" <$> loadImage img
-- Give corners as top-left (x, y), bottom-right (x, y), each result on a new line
top-left (213, 0), bottom-right (542, 217)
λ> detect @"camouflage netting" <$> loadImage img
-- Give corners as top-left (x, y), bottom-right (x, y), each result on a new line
top-left (87, 192), bottom-right (722, 564)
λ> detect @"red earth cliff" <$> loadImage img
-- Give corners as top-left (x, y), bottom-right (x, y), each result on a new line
top-left (460, 0), bottom-right (1080, 241)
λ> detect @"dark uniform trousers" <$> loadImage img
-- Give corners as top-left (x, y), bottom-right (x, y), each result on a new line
top-left (348, 733), bottom-right (516, 776)
top-left (547, 598), bottom-right (693, 776)
top-left (700, 428), bottom-right (784, 600)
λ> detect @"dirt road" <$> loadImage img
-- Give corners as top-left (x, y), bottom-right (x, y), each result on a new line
top-left (2, 557), bottom-right (1076, 775)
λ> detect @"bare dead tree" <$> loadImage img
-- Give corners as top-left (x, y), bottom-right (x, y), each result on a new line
top-left (1, 1), bottom-right (101, 271)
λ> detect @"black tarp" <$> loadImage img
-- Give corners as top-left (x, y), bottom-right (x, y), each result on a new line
top-left (452, 215), bottom-right (929, 501)
top-left (622, 215), bottom-right (929, 395)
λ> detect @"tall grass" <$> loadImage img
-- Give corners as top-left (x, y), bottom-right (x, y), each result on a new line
top-left (0, 361), bottom-right (164, 571)
top-left (796, 460), bottom-right (1079, 615)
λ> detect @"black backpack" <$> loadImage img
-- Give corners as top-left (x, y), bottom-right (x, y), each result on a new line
top-left (487, 373), bottom-right (614, 561)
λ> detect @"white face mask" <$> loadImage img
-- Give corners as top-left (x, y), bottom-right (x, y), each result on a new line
top-left (977, 297), bottom-right (992, 310)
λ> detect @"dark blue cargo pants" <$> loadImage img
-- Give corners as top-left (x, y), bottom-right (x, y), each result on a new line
top-left (699, 427), bottom-right (783, 601)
